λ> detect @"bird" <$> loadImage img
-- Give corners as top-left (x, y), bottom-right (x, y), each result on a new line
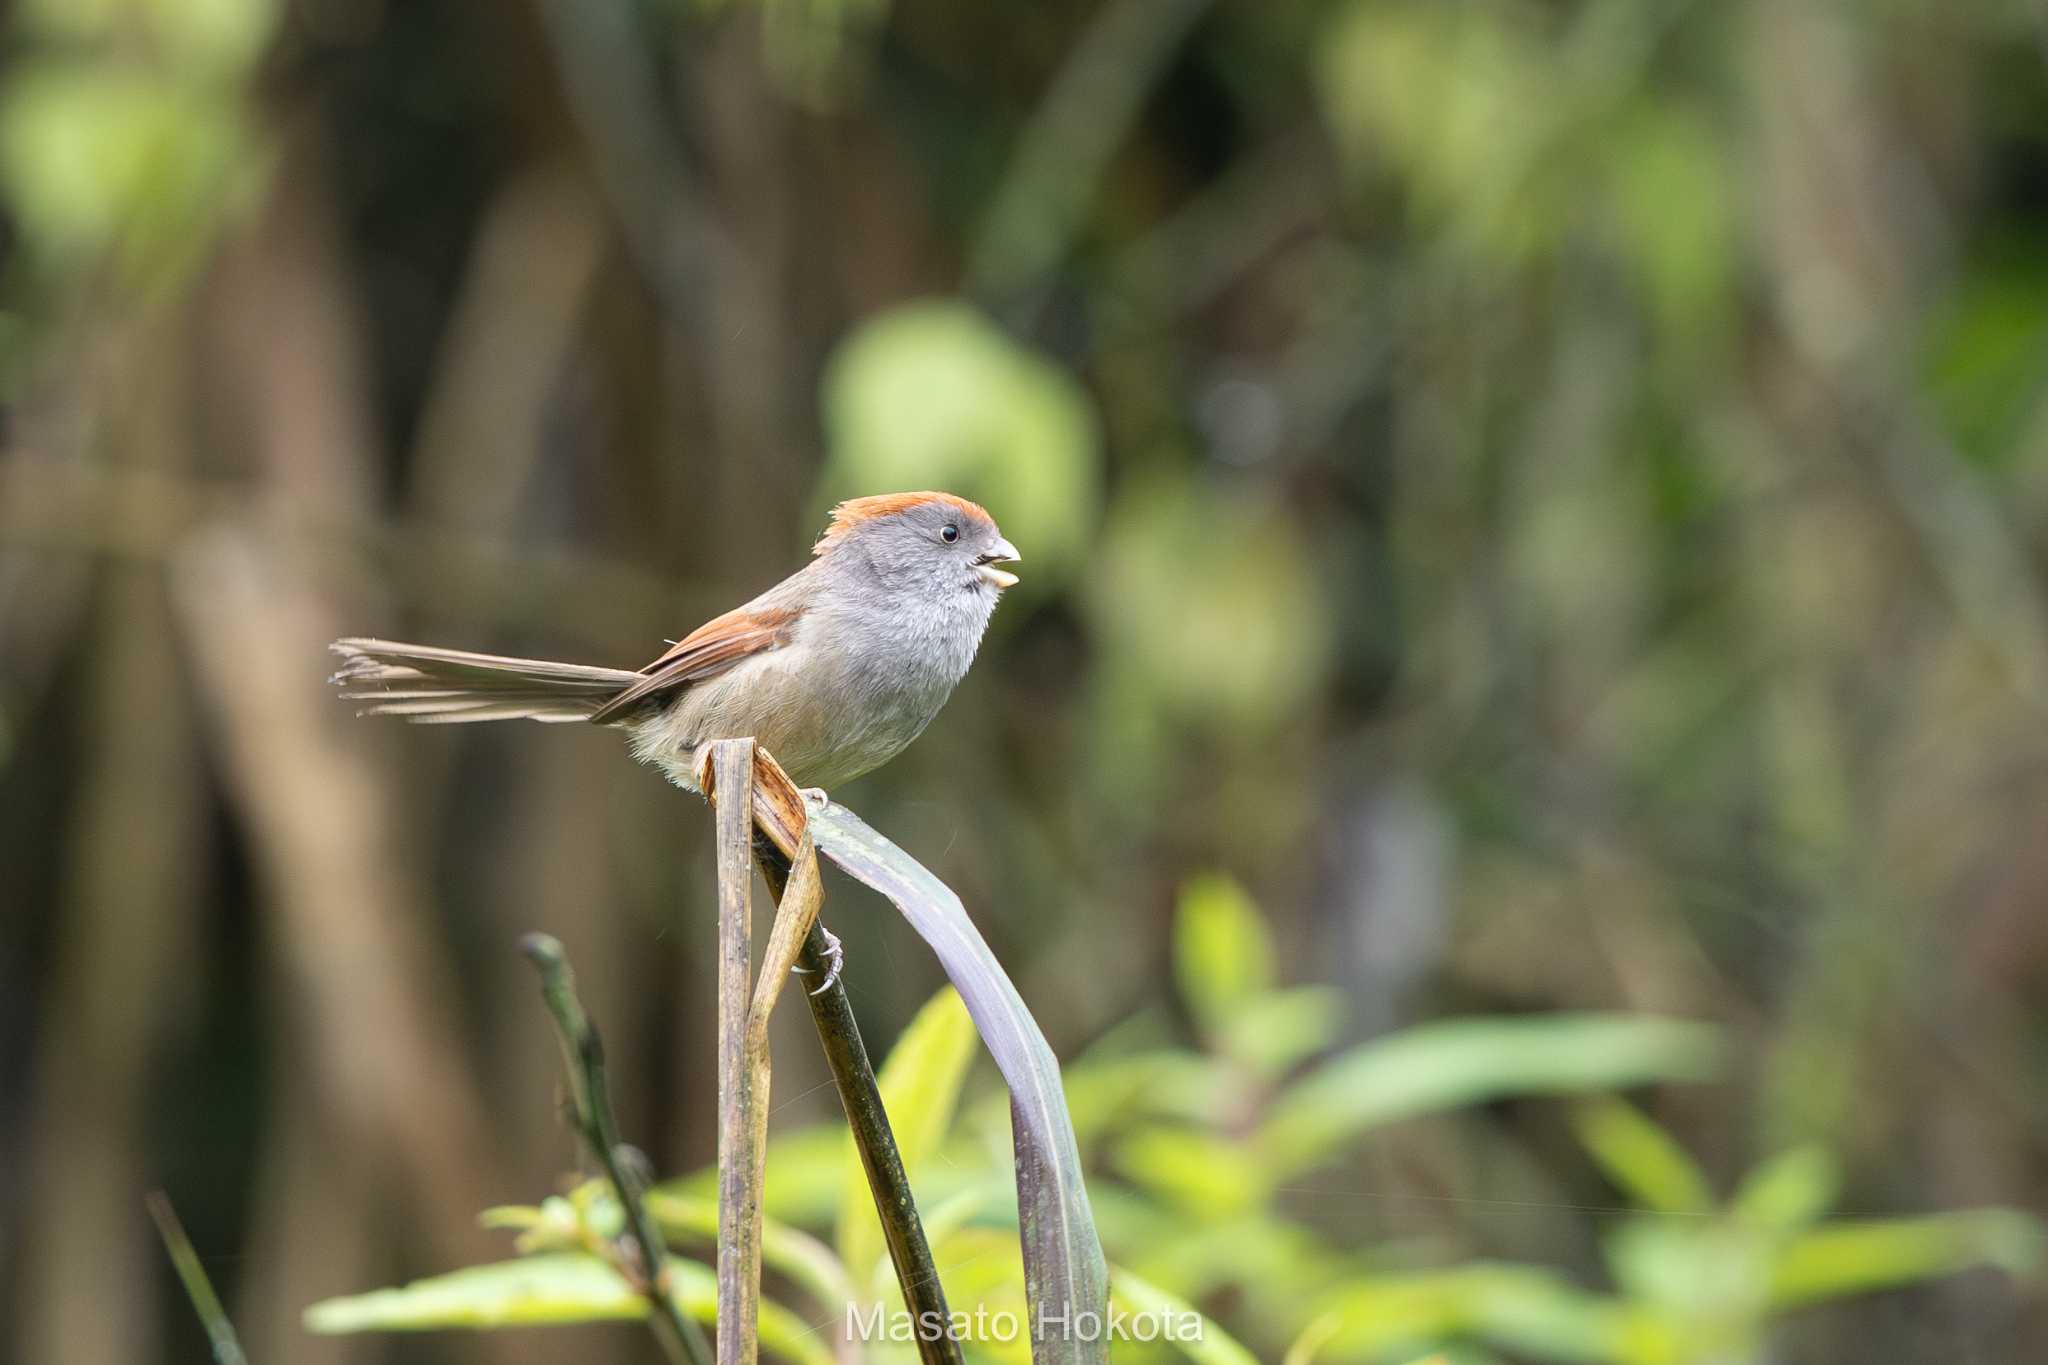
top-left (329, 491), bottom-right (1020, 796)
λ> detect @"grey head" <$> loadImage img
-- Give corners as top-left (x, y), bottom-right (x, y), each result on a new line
top-left (800, 490), bottom-right (1022, 729)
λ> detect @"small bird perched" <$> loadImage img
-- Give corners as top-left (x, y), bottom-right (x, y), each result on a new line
top-left (330, 491), bottom-right (1020, 793)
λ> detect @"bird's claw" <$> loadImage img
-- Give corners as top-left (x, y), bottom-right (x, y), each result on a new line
top-left (800, 787), bottom-right (829, 807)
top-left (791, 925), bottom-right (843, 995)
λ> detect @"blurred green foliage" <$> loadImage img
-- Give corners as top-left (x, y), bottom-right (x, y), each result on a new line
top-left (8, 0), bottom-right (2048, 1362)
top-left (0, 0), bottom-right (275, 291)
top-left (310, 884), bottom-right (2037, 1363)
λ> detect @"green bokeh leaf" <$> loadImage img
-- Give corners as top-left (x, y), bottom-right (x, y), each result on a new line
top-left (1174, 874), bottom-right (1276, 1039)
top-left (302, 1252), bottom-right (834, 1365)
top-left (1573, 1098), bottom-right (1716, 1216)
top-left (1088, 479), bottom-right (1334, 735)
top-left (1729, 1145), bottom-right (1839, 1233)
top-left (820, 299), bottom-right (1101, 582)
top-left (1260, 1014), bottom-right (1721, 1176)
top-left (1306, 1263), bottom-right (1651, 1363)
top-left (659, 1123), bottom-right (848, 1226)
top-left (1768, 1210), bottom-right (2044, 1309)
top-left (1219, 987), bottom-right (1347, 1080)
top-left (1112, 1126), bottom-right (1266, 1218)
top-left (1111, 1266), bottom-right (1262, 1365)
top-left (0, 60), bottom-right (273, 294)
top-left (645, 1188), bottom-right (860, 1316)
top-left (836, 985), bottom-right (979, 1286)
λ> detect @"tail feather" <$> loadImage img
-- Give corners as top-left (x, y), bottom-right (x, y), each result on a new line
top-left (330, 637), bottom-right (641, 724)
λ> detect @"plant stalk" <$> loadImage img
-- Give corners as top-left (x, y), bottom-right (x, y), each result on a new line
top-left (704, 748), bottom-right (963, 1365)
top-left (521, 933), bottom-right (714, 1365)
top-left (758, 850), bottom-right (964, 1365)
top-left (712, 741), bottom-right (761, 1365)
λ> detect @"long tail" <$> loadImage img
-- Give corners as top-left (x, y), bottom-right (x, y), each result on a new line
top-left (329, 638), bottom-right (644, 724)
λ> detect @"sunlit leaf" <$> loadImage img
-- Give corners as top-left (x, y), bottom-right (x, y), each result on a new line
top-left (658, 1124), bottom-right (847, 1225)
top-left (1768, 1210), bottom-right (2044, 1309)
top-left (645, 1189), bottom-right (860, 1316)
top-left (1111, 1266), bottom-right (1260, 1365)
top-left (1112, 1126), bottom-right (1266, 1217)
top-left (1260, 1015), bottom-right (1721, 1176)
top-left (1060, 1049), bottom-right (1234, 1146)
top-left (1220, 987), bottom-right (1348, 1079)
top-left (837, 985), bottom-right (979, 1287)
top-left (1306, 1263), bottom-right (1651, 1363)
top-left (1572, 1098), bottom-right (1715, 1215)
top-left (303, 1252), bottom-right (834, 1364)
top-left (1174, 873), bottom-right (1276, 1037)
top-left (1729, 1145), bottom-right (1838, 1232)
top-left (0, 66), bottom-right (261, 287)
top-left (1603, 1217), bottom-right (1770, 1322)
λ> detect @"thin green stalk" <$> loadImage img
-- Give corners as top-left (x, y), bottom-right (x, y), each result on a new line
top-left (145, 1189), bottom-right (249, 1365)
top-left (522, 933), bottom-right (715, 1365)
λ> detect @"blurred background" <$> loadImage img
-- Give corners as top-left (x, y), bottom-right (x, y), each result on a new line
top-left (5, 0), bottom-right (2048, 1361)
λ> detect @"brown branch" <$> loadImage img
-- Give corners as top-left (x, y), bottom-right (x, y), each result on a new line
top-left (711, 741), bottom-right (761, 1365)
top-left (701, 750), bottom-right (964, 1365)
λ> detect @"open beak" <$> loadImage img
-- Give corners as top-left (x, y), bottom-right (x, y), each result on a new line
top-left (974, 538), bottom-right (1021, 590)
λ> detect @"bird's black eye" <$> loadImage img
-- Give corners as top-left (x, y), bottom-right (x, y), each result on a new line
top-left (940, 524), bottom-right (959, 543)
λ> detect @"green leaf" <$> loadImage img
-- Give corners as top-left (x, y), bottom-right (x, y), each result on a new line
top-left (1174, 874), bottom-right (1276, 1038)
top-left (1730, 1146), bottom-right (1839, 1232)
top-left (1060, 1049), bottom-right (1233, 1145)
top-left (1111, 1126), bottom-right (1267, 1217)
top-left (658, 1124), bottom-right (848, 1225)
top-left (1111, 1266), bottom-right (1261, 1365)
top-left (1305, 1263), bottom-right (1651, 1363)
top-left (645, 1189), bottom-right (860, 1316)
top-left (1768, 1210), bottom-right (2044, 1308)
top-left (305, 1253), bottom-right (655, 1330)
top-left (1572, 1098), bottom-right (1716, 1215)
top-left (1603, 1217), bottom-right (1770, 1321)
top-left (0, 64), bottom-right (264, 289)
top-left (1219, 987), bottom-right (1347, 1079)
top-left (1602, 99), bottom-right (1735, 347)
top-left (820, 299), bottom-right (1101, 583)
top-left (1315, 2), bottom-right (1559, 264)
top-left (836, 985), bottom-right (979, 1285)
top-left (1260, 1014), bottom-right (1721, 1176)
top-left (304, 1253), bottom-right (834, 1365)
top-left (1086, 480), bottom-right (1336, 736)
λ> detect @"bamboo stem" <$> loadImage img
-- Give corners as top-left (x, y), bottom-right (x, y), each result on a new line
top-left (703, 747), bottom-right (962, 1365)
top-left (711, 741), bottom-right (761, 1365)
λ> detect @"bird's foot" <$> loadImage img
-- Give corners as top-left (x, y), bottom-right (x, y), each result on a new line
top-left (800, 786), bottom-right (829, 807)
top-left (791, 924), bottom-right (844, 995)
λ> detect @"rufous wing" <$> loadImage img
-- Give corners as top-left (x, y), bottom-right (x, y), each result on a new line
top-left (586, 604), bottom-right (800, 723)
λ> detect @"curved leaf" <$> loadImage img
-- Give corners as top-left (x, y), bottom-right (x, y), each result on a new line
top-left (809, 798), bottom-right (1110, 1365)
top-left (1260, 1014), bottom-right (1721, 1176)
top-left (303, 1252), bottom-right (834, 1365)
top-left (1111, 1266), bottom-right (1260, 1365)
